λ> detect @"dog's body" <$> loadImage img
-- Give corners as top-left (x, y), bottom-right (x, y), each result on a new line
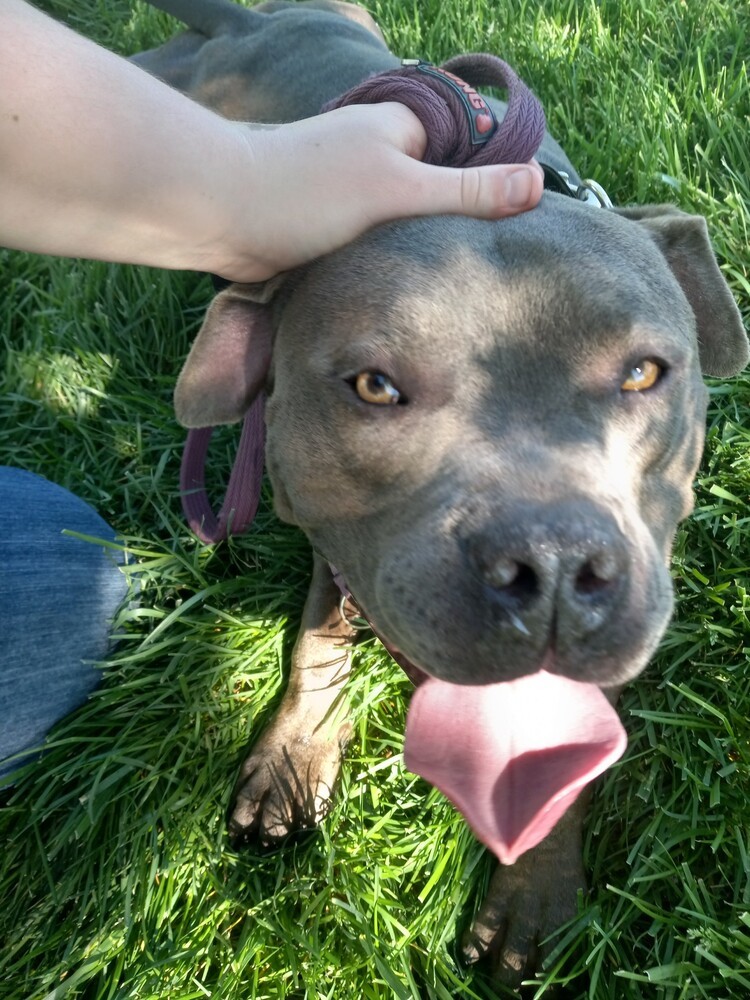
top-left (135, 0), bottom-right (748, 988)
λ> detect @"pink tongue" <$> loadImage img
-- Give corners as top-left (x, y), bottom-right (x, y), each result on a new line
top-left (403, 670), bottom-right (626, 865)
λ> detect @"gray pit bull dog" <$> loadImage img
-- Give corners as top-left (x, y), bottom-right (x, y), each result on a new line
top-left (133, 0), bottom-right (748, 988)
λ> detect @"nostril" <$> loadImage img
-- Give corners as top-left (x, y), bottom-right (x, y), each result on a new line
top-left (575, 565), bottom-right (609, 596)
top-left (482, 557), bottom-right (539, 602)
top-left (574, 550), bottom-right (620, 596)
top-left (507, 563), bottom-right (538, 601)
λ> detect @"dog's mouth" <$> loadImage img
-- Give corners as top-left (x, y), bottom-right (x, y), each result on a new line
top-left (340, 584), bottom-right (626, 865)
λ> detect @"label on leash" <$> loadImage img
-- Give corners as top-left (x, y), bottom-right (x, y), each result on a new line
top-left (407, 60), bottom-right (497, 145)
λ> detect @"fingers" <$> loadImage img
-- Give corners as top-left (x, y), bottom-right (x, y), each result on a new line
top-left (409, 160), bottom-right (545, 220)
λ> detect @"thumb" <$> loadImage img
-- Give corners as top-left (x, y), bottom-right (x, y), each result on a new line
top-left (409, 161), bottom-right (544, 220)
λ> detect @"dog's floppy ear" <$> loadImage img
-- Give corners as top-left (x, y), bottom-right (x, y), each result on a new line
top-left (616, 205), bottom-right (748, 377)
top-left (174, 278), bottom-right (283, 428)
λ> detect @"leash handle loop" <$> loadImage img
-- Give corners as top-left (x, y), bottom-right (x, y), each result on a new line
top-left (323, 52), bottom-right (545, 167)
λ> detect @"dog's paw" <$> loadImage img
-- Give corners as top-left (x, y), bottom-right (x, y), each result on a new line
top-left (461, 839), bottom-right (585, 991)
top-left (227, 712), bottom-right (352, 848)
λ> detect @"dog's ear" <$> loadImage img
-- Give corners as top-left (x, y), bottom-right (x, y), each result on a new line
top-left (616, 205), bottom-right (748, 377)
top-left (174, 279), bottom-right (283, 428)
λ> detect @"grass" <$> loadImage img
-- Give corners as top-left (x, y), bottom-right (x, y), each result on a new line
top-left (1, 0), bottom-right (748, 997)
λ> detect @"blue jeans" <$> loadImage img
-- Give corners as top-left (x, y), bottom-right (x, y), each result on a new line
top-left (0, 467), bottom-right (129, 781)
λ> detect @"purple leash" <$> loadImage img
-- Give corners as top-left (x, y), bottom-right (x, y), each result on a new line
top-left (181, 56), bottom-right (546, 544)
top-left (180, 395), bottom-right (265, 545)
top-left (323, 55), bottom-right (545, 166)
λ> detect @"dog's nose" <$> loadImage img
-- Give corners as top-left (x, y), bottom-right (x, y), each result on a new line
top-left (466, 499), bottom-right (629, 640)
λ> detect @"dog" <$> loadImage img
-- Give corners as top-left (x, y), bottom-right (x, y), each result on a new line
top-left (133, 0), bottom-right (748, 988)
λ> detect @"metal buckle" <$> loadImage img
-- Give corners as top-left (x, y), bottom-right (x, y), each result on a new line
top-left (541, 164), bottom-right (613, 208)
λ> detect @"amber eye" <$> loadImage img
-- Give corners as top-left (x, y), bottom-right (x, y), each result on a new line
top-left (354, 371), bottom-right (402, 405)
top-left (621, 359), bottom-right (662, 392)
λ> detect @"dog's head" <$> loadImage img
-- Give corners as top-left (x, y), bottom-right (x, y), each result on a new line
top-left (175, 197), bottom-right (747, 690)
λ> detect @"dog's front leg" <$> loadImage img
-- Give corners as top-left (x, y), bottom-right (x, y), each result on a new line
top-left (228, 551), bottom-right (356, 847)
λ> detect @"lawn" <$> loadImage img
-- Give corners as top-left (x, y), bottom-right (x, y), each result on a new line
top-left (1, 0), bottom-right (749, 997)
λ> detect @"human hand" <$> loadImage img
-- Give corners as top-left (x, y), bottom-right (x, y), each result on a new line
top-left (207, 102), bottom-right (544, 282)
top-left (0, 1), bottom-right (542, 283)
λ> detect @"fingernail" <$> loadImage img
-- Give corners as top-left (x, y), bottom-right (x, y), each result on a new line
top-left (505, 166), bottom-right (535, 208)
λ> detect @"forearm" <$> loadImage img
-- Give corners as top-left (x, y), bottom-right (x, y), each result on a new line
top-left (0, 0), bottom-right (249, 273)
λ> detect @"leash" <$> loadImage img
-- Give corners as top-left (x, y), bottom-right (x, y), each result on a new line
top-left (180, 394), bottom-right (265, 544)
top-left (323, 55), bottom-right (545, 165)
top-left (179, 55), bottom-right (607, 545)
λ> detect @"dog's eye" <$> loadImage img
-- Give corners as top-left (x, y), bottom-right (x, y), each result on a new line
top-left (354, 371), bottom-right (402, 405)
top-left (621, 359), bottom-right (662, 392)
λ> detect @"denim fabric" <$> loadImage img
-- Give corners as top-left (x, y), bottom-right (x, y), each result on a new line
top-left (0, 467), bottom-right (128, 780)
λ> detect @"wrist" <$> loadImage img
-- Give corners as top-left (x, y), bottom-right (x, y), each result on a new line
top-left (175, 120), bottom-right (278, 283)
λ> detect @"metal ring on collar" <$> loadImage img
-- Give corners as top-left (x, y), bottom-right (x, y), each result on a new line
top-left (576, 178), bottom-right (613, 208)
top-left (338, 593), bottom-right (372, 631)
top-left (541, 163), bottom-right (613, 208)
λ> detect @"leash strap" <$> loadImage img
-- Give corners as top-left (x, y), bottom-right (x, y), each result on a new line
top-left (180, 395), bottom-right (265, 544)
